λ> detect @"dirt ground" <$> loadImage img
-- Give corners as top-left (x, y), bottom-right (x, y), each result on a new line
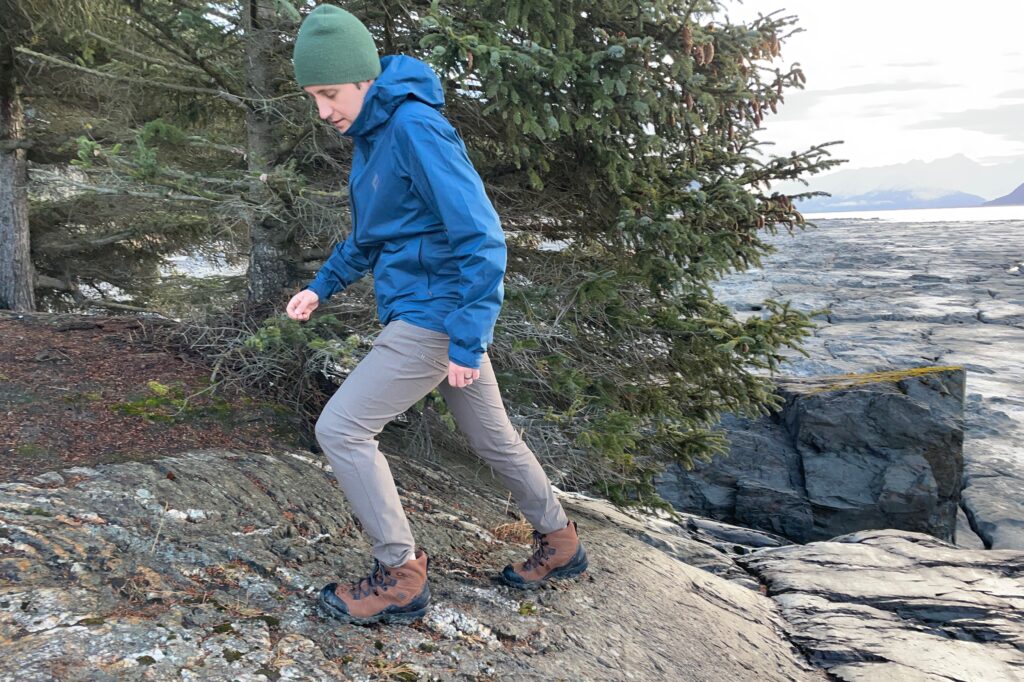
top-left (0, 311), bottom-right (304, 482)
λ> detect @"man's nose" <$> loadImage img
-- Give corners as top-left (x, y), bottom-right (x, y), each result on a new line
top-left (316, 101), bottom-right (332, 120)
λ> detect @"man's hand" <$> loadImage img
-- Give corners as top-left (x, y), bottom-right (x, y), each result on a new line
top-left (286, 289), bottom-right (319, 321)
top-left (448, 361), bottom-right (480, 389)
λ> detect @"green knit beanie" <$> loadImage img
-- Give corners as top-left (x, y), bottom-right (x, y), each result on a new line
top-left (293, 5), bottom-right (381, 87)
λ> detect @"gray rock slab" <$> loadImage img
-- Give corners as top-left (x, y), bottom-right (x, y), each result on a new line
top-left (0, 449), bottom-right (821, 681)
top-left (738, 529), bottom-right (1024, 682)
top-left (962, 453), bottom-right (1024, 550)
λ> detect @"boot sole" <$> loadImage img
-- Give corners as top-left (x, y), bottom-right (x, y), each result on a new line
top-left (499, 543), bottom-right (589, 590)
top-left (318, 599), bottom-right (429, 626)
top-left (317, 583), bottom-right (431, 626)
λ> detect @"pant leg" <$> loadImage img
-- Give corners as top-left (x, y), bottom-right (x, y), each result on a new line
top-left (314, 319), bottom-right (449, 566)
top-left (437, 353), bottom-right (569, 535)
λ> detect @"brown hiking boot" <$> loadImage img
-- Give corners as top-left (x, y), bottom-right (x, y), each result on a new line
top-left (500, 520), bottom-right (588, 589)
top-left (317, 548), bottom-right (431, 625)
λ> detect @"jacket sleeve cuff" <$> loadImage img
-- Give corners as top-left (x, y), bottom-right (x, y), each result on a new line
top-left (448, 341), bottom-right (483, 370)
top-left (305, 279), bottom-right (333, 302)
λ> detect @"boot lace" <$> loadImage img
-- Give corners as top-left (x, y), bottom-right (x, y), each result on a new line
top-left (523, 530), bottom-right (557, 571)
top-left (347, 560), bottom-right (398, 600)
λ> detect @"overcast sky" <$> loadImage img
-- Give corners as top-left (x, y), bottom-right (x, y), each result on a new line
top-left (726, 0), bottom-right (1024, 170)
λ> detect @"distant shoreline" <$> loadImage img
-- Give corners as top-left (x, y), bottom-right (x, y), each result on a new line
top-left (802, 205), bottom-right (1024, 223)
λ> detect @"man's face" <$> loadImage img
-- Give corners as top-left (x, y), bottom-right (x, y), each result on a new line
top-left (303, 81), bottom-right (374, 133)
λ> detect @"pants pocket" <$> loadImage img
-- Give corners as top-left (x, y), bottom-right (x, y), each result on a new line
top-left (417, 348), bottom-right (450, 374)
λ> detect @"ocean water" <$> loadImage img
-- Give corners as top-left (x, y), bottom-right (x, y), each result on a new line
top-left (803, 205), bottom-right (1024, 223)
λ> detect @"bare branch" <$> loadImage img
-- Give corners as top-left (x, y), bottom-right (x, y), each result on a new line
top-left (185, 136), bottom-right (245, 157)
top-left (82, 298), bottom-right (176, 317)
top-left (31, 168), bottom-right (222, 203)
top-left (36, 228), bottom-right (137, 253)
top-left (84, 29), bottom-right (209, 76)
top-left (35, 274), bottom-right (74, 291)
top-left (14, 46), bottom-right (248, 110)
top-left (0, 138), bottom-right (34, 152)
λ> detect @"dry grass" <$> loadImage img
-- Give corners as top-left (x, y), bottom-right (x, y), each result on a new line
top-left (366, 658), bottom-right (420, 681)
top-left (787, 365), bottom-right (964, 396)
top-left (491, 519), bottom-right (534, 544)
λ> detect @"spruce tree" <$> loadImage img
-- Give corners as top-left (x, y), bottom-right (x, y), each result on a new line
top-left (17, 0), bottom-right (841, 504)
top-left (390, 0), bottom-right (840, 500)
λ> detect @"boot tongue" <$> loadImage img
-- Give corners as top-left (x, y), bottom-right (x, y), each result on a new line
top-left (349, 560), bottom-right (388, 598)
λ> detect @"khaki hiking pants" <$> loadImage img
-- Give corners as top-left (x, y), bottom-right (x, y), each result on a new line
top-left (314, 318), bottom-right (568, 567)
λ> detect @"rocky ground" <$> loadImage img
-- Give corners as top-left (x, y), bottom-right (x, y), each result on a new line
top-left (2, 446), bottom-right (1022, 681)
top-left (1, 448), bottom-right (823, 681)
top-left (712, 218), bottom-right (1024, 549)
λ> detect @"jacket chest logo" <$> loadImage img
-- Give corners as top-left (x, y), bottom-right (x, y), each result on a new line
top-left (372, 173), bottom-right (381, 192)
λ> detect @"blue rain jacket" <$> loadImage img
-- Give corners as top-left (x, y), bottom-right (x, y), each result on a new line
top-left (305, 55), bottom-right (505, 370)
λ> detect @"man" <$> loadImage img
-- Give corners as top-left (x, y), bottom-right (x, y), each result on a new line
top-left (286, 4), bottom-right (588, 626)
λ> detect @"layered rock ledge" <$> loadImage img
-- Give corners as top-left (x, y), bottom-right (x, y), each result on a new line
top-left (739, 529), bottom-right (1024, 682)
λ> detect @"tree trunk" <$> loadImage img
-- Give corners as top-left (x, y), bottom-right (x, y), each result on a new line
top-left (0, 40), bottom-right (35, 311)
top-left (243, 0), bottom-right (296, 310)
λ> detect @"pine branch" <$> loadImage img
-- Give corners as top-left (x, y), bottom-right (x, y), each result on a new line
top-left (101, 155), bottom-right (251, 194)
top-left (164, 0), bottom-right (241, 27)
top-left (130, 7), bottom-right (245, 101)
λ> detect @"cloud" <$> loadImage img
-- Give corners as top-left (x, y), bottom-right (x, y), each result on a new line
top-left (815, 81), bottom-right (955, 96)
top-left (860, 102), bottom-right (905, 118)
top-left (771, 83), bottom-right (955, 122)
top-left (771, 81), bottom-right (956, 120)
top-left (997, 88), bottom-right (1024, 98)
top-left (772, 91), bottom-right (826, 119)
top-left (907, 102), bottom-right (1024, 143)
top-left (881, 61), bottom-right (936, 68)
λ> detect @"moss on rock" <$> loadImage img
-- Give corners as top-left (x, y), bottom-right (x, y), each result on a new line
top-left (780, 365), bottom-right (964, 396)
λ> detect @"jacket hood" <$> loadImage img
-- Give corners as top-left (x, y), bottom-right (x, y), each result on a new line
top-left (344, 55), bottom-right (445, 138)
